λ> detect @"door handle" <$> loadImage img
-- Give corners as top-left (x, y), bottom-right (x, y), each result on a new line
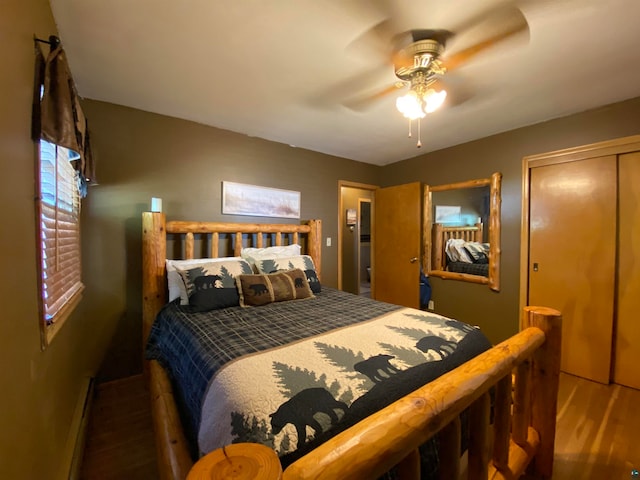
top-left (410, 257), bottom-right (418, 263)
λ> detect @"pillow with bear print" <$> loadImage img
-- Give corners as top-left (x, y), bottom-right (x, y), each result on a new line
top-left (254, 255), bottom-right (321, 293)
top-left (176, 259), bottom-right (253, 311)
top-left (236, 269), bottom-right (314, 307)
top-left (166, 256), bottom-right (243, 304)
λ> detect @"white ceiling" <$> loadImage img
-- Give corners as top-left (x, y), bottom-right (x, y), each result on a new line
top-left (49, 0), bottom-right (640, 166)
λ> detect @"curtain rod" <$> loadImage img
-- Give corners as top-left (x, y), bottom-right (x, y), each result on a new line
top-left (34, 35), bottom-right (60, 48)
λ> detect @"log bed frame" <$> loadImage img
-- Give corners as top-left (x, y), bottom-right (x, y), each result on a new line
top-left (142, 212), bottom-right (562, 480)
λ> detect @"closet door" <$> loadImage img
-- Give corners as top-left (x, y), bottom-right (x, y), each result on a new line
top-left (614, 151), bottom-right (640, 389)
top-left (528, 156), bottom-right (617, 384)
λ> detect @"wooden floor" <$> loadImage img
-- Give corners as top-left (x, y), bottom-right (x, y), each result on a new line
top-left (80, 373), bottom-right (639, 479)
top-left (549, 373), bottom-right (640, 478)
top-left (79, 375), bottom-right (158, 479)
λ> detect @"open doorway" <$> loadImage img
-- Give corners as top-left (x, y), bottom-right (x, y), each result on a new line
top-left (338, 181), bottom-right (377, 295)
top-left (359, 199), bottom-right (372, 297)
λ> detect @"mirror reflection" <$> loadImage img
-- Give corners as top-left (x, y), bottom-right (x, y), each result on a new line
top-left (426, 173), bottom-right (501, 291)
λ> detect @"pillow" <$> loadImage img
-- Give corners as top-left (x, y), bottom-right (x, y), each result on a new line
top-left (166, 257), bottom-right (243, 304)
top-left (176, 259), bottom-right (253, 311)
top-left (240, 244), bottom-right (301, 265)
top-left (236, 269), bottom-right (314, 307)
top-left (463, 242), bottom-right (489, 264)
top-left (253, 255), bottom-right (321, 293)
top-left (445, 239), bottom-right (473, 263)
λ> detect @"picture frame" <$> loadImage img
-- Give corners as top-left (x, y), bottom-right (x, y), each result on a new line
top-left (435, 205), bottom-right (462, 224)
top-left (346, 208), bottom-right (357, 226)
top-left (222, 181), bottom-right (301, 219)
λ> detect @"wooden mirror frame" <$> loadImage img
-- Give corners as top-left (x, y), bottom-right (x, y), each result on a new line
top-left (424, 172), bottom-right (502, 291)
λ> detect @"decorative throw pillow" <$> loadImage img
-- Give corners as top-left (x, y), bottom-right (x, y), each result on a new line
top-left (166, 257), bottom-right (243, 304)
top-left (445, 239), bottom-right (473, 264)
top-left (254, 255), bottom-right (321, 293)
top-left (236, 269), bottom-right (314, 307)
top-left (463, 242), bottom-right (489, 264)
top-left (176, 259), bottom-right (253, 311)
top-left (240, 244), bottom-right (301, 266)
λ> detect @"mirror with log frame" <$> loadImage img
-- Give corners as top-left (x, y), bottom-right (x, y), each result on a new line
top-left (424, 172), bottom-right (501, 291)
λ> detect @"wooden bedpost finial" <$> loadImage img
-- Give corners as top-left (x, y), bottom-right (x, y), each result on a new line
top-left (187, 443), bottom-right (282, 480)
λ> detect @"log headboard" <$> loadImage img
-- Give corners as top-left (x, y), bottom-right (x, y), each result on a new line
top-left (142, 212), bottom-right (322, 347)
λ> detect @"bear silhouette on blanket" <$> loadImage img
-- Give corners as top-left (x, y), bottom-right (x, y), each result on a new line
top-left (278, 327), bottom-right (492, 467)
top-left (354, 354), bottom-right (401, 383)
top-left (270, 388), bottom-right (348, 449)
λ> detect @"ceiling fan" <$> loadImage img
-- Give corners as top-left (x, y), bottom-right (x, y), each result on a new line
top-left (340, 1), bottom-right (530, 147)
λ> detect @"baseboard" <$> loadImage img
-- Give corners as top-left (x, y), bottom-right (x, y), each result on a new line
top-left (62, 376), bottom-right (95, 480)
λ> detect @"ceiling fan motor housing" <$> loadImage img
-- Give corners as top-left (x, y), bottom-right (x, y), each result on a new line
top-left (395, 39), bottom-right (445, 81)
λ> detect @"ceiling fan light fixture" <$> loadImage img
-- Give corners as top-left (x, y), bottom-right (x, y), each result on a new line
top-left (396, 90), bottom-right (426, 120)
top-left (395, 87), bottom-right (446, 119)
top-left (424, 88), bottom-right (447, 113)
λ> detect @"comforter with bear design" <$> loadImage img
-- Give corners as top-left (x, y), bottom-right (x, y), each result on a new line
top-left (145, 287), bottom-right (491, 472)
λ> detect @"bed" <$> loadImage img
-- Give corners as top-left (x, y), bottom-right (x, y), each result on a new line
top-left (142, 212), bottom-right (561, 480)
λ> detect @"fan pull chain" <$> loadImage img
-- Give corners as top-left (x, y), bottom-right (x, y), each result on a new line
top-left (406, 119), bottom-right (422, 147)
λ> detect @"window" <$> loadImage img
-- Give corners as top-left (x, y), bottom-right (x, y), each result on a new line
top-left (36, 139), bottom-right (84, 346)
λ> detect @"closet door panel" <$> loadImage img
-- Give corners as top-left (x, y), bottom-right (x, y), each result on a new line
top-left (528, 156), bottom-right (617, 384)
top-left (614, 151), bottom-right (640, 389)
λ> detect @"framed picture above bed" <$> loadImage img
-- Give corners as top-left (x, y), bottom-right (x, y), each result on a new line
top-left (222, 181), bottom-right (301, 219)
top-left (434, 205), bottom-right (461, 224)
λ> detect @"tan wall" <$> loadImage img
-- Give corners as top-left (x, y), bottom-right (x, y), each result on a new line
top-left (381, 97), bottom-right (640, 344)
top-left (80, 100), bottom-right (380, 380)
top-left (0, 0), bottom-right (107, 478)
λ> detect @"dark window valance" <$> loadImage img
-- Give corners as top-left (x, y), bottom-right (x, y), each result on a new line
top-left (32, 38), bottom-right (96, 194)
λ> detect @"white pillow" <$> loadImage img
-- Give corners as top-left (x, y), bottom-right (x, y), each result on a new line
top-left (445, 239), bottom-right (473, 263)
top-left (166, 257), bottom-right (242, 304)
top-left (240, 244), bottom-right (301, 265)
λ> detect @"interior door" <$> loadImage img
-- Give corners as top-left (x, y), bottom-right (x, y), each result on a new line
top-left (614, 151), bottom-right (640, 389)
top-left (373, 182), bottom-right (421, 308)
top-left (528, 156), bottom-right (616, 384)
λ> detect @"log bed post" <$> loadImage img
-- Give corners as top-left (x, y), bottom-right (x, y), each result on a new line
top-left (143, 212), bottom-right (194, 480)
top-left (526, 306), bottom-right (562, 478)
top-left (142, 211), bottom-right (167, 349)
top-left (306, 219), bottom-right (322, 280)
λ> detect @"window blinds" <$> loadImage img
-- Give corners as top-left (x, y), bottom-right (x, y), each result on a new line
top-left (38, 140), bottom-right (83, 323)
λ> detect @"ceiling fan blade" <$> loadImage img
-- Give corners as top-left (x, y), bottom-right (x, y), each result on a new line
top-left (441, 5), bottom-right (529, 71)
top-left (349, 19), bottom-right (397, 62)
top-left (343, 0), bottom-right (419, 65)
top-left (343, 82), bottom-right (404, 111)
top-left (308, 63), bottom-right (398, 110)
